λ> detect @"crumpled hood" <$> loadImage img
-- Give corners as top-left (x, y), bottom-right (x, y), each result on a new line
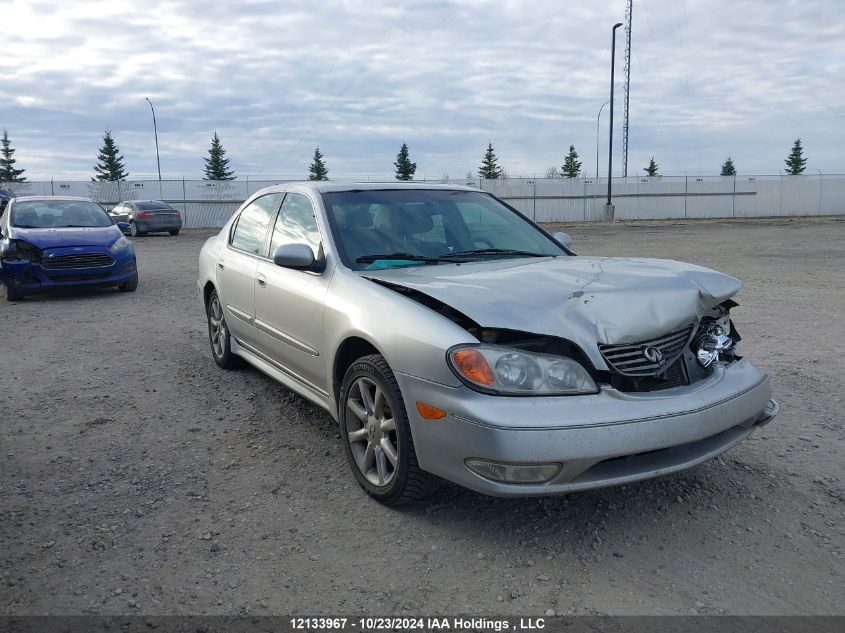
top-left (362, 256), bottom-right (740, 348)
top-left (10, 225), bottom-right (122, 249)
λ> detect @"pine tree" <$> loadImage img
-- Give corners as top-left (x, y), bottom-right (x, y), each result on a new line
top-left (644, 157), bottom-right (659, 177)
top-left (720, 156), bottom-right (736, 176)
top-left (561, 145), bottom-right (582, 178)
top-left (394, 142), bottom-right (417, 181)
top-left (203, 131), bottom-right (235, 180)
top-left (478, 142), bottom-right (503, 179)
top-left (784, 138), bottom-right (807, 175)
top-left (0, 128), bottom-right (26, 182)
top-left (93, 129), bottom-right (128, 181)
top-left (308, 147), bottom-right (328, 181)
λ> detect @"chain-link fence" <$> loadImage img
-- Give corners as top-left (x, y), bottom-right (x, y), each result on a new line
top-left (2, 174), bottom-right (842, 228)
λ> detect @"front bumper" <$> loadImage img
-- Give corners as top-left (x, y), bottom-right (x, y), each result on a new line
top-left (0, 247), bottom-right (137, 295)
top-left (397, 359), bottom-right (777, 497)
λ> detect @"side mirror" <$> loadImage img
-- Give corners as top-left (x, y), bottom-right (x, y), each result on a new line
top-left (117, 222), bottom-right (130, 233)
top-left (553, 231), bottom-right (573, 248)
top-left (272, 243), bottom-right (317, 270)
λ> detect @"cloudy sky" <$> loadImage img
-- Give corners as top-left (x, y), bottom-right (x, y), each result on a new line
top-left (1, 0), bottom-right (843, 180)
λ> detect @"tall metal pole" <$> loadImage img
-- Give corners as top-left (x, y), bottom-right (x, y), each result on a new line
top-left (145, 98), bottom-right (162, 183)
top-left (622, 0), bottom-right (633, 177)
top-left (596, 100), bottom-right (610, 180)
top-left (606, 22), bottom-right (623, 213)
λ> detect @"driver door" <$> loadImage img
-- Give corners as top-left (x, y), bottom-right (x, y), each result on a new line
top-left (254, 192), bottom-right (329, 393)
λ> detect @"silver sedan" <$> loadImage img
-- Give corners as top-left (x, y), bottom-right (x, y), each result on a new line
top-left (197, 183), bottom-right (778, 505)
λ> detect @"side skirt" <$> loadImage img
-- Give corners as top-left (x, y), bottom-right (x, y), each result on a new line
top-left (230, 336), bottom-right (335, 415)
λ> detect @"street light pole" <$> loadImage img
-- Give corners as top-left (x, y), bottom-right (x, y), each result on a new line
top-left (605, 22), bottom-right (624, 220)
top-left (145, 97), bottom-right (162, 184)
top-left (596, 100), bottom-right (610, 180)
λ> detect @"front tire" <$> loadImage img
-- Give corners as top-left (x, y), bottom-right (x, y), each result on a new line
top-left (339, 354), bottom-right (440, 505)
top-left (206, 289), bottom-right (242, 369)
top-left (129, 222), bottom-right (143, 237)
top-left (118, 273), bottom-right (139, 292)
top-left (5, 286), bottom-right (23, 301)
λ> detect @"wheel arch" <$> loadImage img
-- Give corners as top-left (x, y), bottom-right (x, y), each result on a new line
top-left (332, 335), bottom-right (386, 409)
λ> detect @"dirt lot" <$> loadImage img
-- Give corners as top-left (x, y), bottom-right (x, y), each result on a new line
top-left (1, 217), bottom-right (843, 616)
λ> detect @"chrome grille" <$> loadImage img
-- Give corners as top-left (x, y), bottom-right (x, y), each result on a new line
top-left (42, 253), bottom-right (114, 269)
top-left (599, 323), bottom-right (695, 377)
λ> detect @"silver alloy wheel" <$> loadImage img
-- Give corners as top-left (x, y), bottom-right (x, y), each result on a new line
top-left (345, 377), bottom-right (399, 486)
top-left (208, 296), bottom-right (227, 359)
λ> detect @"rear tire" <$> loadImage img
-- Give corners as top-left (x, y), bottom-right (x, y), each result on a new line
top-left (5, 286), bottom-right (23, 301)
top-left (118, 273), bottom-right (139, 293)
top-left (339, 354), bottom-right (440, 505)
top-left (169, 229), bottom-right (180, 236)
top-left (206, 289), bottom-right (243, 369)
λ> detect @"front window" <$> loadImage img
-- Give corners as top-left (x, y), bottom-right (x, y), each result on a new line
top-left (321, 189), bottom-right (568, 270)
top-left (10, 200), bottom-right (113, 228)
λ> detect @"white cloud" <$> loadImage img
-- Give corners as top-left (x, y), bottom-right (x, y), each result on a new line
top-left (0, 0), bottom-right (843, 180)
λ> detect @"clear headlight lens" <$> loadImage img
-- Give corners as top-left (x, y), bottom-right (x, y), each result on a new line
top-left (110, 235), bottom-right (131, 253)
top-left (449, 344), bottom-right (598, 396)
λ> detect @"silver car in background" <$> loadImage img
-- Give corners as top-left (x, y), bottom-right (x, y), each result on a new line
top-left (197, 183), bottom-right (778, 505)
top-left (111, 200), bottom-right (182, 236)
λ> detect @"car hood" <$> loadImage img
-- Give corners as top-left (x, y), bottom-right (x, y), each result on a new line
top-left (360, 256), bottom-right (740, 347)
top-left (11, 225), bottom-right (121, 249)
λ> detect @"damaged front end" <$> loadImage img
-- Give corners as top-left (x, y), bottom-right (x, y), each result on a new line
top-left (0, 238), bottom-right (43, 287)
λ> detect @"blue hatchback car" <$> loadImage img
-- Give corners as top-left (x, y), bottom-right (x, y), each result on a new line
top-left (0, 196), bottom-right (138, 301)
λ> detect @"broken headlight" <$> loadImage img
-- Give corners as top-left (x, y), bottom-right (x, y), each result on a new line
top-left (1, 239), bottom-right (42, 263)
top-left (693, 302), bottom-right (741, 367)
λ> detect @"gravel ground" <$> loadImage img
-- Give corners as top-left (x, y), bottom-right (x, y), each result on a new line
top-left (1, 217), bottom-right (843, 616)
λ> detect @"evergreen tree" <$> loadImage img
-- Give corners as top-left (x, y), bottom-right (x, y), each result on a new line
top-left (0, 128), bottom-right (26, 182)
top-left (720, 156), bottom-right (736, 176)
top-left (93, 129), bottom-right (129, 181)
top-left (784, 138), bottom-right (807, 175)
top-left (561, 145), bottom-right (582, 178)
top-left (477, 142), bottom-right (503, 179)
top-left (394, 142), bottom-right (417, 181)
top-left (203, 131), bottom-right (235, 180)
top-left (644, 157), bottom-right (659, 177)
top-left (308, 147), bottom-right (329, 181)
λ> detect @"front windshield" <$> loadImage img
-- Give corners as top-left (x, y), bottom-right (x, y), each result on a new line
top-left (11, 200), bottom-right (114, 228)
top-left (322, 189), bottom-right (568, 270)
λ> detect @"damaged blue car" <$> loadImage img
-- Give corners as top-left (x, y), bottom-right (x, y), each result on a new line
top-left (0, 196), bottom-right (139, 301)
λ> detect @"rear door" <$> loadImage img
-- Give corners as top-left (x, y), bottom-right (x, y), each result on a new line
top-left (217, 193), bottom-right (283, 347)
top-left (254, 192), bottom-right (329, 391)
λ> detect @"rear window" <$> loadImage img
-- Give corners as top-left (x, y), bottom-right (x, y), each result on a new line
top-left (136, 201), bottom-right (174, 210)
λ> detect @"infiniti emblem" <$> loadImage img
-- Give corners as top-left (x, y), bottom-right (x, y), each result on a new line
top-left (642, 346), bottom-right (664, 364)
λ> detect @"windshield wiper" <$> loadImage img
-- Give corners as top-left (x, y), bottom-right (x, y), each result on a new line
top-left (356, 252), bottom-right (455, 265)
top-left (439, 248), bottom-right (551, 259)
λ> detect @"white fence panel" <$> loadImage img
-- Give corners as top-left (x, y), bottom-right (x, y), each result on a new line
top-left (686, 176), bottom-right (734, 218)
top-left (820, 175), bottom-right (845, 214)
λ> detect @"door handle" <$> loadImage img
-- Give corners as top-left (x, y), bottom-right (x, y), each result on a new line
top-left (256, 274), bottom-right (267, 288)
top-left (217, 259), bottom-right (225, 271)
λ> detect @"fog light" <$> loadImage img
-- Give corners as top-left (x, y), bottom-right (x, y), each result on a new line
top-left (465, 459), bottom-right (561, 484)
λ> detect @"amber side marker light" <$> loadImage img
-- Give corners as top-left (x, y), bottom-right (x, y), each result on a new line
top-left (451, 348), bottom-right (495, 386)
top-left (416, 402), bottom-right (447, 420)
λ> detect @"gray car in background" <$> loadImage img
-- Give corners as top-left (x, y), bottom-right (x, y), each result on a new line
top-left (197, 182), bottom-right (778, 506)
top-left (111, 200), bottom-right (182, 236)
